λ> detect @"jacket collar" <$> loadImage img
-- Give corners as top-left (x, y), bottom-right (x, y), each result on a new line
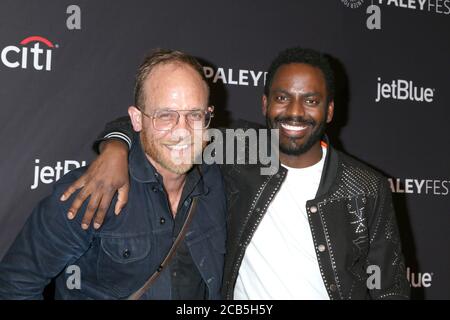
top-left (315, 134), bottom-right (339, 198)
top-left (129, 133), bottom-right (159, 184)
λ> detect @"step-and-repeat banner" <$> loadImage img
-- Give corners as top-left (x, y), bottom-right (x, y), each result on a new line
top-left (0, 0), bottom-right (449, 299)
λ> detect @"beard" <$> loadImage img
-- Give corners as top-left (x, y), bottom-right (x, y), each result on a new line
top-left (141, 125), bottom-right (204, 175)
top-left (266, 114), bottom-right (326, 156)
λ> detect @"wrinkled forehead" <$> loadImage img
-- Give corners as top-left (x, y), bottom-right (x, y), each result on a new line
top-left (143, 62), bottom-right (209, 109)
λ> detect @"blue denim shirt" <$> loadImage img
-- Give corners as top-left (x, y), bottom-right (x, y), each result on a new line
top-left (0, 137), bottom-right (227, 299)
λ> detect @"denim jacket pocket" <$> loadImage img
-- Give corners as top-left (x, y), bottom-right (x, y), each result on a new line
top-left (188, 224), bottom-right (226, 254)
top-left (208, 226), bottom-right (227, 254)
top-left (97, 235), bottom-right (152, 298)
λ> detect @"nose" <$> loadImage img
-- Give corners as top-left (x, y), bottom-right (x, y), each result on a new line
top-left (286, 98), bottom-right (305, 118)
top-left (174, 113), bottom-right (190, 130)
top-left (171, 114), bottom-right (191, 141)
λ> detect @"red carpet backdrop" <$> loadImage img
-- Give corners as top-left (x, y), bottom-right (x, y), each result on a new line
top-left (0, 0), bottom-right (449, 299)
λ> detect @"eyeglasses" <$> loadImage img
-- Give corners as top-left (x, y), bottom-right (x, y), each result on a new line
top-left (139, 106), bottom-right (214, 131)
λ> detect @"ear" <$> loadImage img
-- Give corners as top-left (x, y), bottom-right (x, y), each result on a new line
top-left (262, 95), bottom-right (268, 117)
top-left (326, 100), bottom-right (334, 123)
top-left (128, 106), bottom-right (143, 132)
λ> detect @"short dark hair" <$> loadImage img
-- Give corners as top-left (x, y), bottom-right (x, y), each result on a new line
top-left (264, 47), bottom-right (335, 103)
top-left (134, 48), bottom-right (208, 108)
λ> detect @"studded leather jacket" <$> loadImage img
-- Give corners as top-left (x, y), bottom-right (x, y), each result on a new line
top-left (221, 133), bottom-right (410, 300)
top-left (98, 117), bottom-right (410, 300)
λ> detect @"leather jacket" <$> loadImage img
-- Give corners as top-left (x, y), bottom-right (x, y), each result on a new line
top-left (221, 125), bottom-right (410, 299)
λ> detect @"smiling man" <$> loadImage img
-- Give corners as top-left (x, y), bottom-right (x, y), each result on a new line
top-left (59, 47), bottom-right (410, 299)
top-left (263, 62), bottom-right (333, 168)
top-left (0, 49), bottom-right (226, 299)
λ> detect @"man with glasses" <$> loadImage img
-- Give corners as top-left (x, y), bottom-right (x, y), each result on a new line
top-left (0, 49), bottom-right (227, 299)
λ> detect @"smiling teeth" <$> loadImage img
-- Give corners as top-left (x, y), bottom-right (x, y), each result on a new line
top-left (281, 123), bottom-right (307, 131)
top-left (167, 144), bottom-right (189, 150)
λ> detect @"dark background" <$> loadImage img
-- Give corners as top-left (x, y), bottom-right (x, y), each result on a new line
top-left (0, 0), bottom-right (448, 299)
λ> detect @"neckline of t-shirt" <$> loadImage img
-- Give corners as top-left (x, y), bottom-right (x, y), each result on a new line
top-left (281, 145), bottom-right (327, 173)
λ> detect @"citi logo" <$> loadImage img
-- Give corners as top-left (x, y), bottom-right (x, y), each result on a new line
top-left (375, 77), bottom-right (435, 103)
top-left (1, 36), bottom-right (57, 71)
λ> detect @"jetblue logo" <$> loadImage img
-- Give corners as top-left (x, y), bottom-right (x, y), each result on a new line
top-left (31, 159), bottom-right (87, 190)
top-left (1, 36), bottom-right (57, 71)
top-left (407, 267), bottom-right (433, 288)
top-left (375, 77), bottom-right (435, 103)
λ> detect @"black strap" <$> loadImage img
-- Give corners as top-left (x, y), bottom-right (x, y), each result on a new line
top-left (126, 197), bottom-right (199, 300)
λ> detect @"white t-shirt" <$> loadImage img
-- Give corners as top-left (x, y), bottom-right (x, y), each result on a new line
top-left (234, 146), bottom-right (329, 300)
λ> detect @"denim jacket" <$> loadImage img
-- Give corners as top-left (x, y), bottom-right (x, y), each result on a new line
top-left (0, 137), bottom-right (227, 300)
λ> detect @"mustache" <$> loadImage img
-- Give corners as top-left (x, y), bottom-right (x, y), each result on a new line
top-left (274, 116), bottom-right (316, 127)
top-left (162, 139), bottom-right (193, 146)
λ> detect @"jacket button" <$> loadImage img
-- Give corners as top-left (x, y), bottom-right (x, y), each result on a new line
top-left (255, 208), bottom-right (260, 213)
top-left (310, 205), bottom-right (318, 213)
top-left (152, 186), bottom-right (158, 192)
top-left (122, 249), bottom-right (131, 258)
top-left (317, 244), bottom-right (326, 252)
top-left (160, 217), bottom-right (166, 224)
top-left (329, 284), bottom-right (337, 292)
